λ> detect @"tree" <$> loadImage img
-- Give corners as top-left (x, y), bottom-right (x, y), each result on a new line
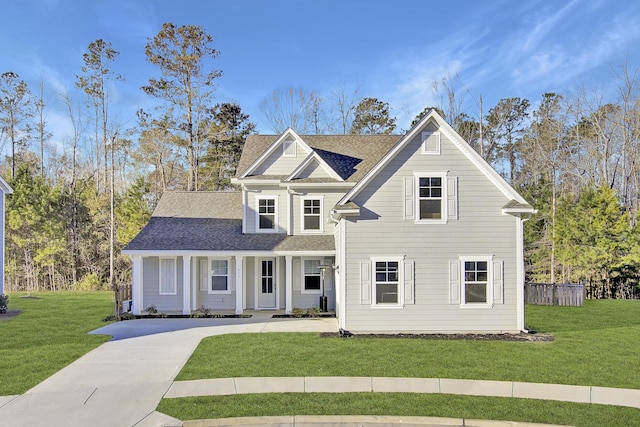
top-left (75, 39), bottom-right (123, 193)
top-left (350, 97), bottom-right (396, 134)
top-left (0, 72), bottom-right (34, 178)
top-left (259, 87), bottom-right (319, 134)
top-left (328, 86), bottom-right (360, 134)
top-left (143, 23), bottom-right (222, 191)
top-left (199, 102), bottom-right (255, 190)
top-left (485, 97), bottom-right (530, 181)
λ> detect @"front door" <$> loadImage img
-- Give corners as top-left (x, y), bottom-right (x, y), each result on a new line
top-left (258, 258), bottom-right (277, 309)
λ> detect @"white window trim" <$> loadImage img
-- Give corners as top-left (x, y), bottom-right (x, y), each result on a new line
top-left (421, 130), bottom-right (441, 155)
top-left (209, 257), bottom-right (231, 294)
top-left (159, 257), bottom-right (177, 295)
top-left (414, 171), bottom-right (448, 224)
top-left (300, 196), bottom-right (324, 234)
top-left (459, 255), bottom-right (494, 307)
top-left (371, 256), bottom-right (404, 308)
top-left (301, 257), bottom-right (323, 295)
top-left (283, 139), bottom-right (296, 157)
top-left (255, 195), bottom-right (279, 233)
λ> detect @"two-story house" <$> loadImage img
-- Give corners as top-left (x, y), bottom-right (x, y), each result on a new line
top-left (123, 110), bottom-right (534, 333)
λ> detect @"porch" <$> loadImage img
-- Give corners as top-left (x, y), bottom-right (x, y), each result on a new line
top-left (129, 253), bottom-right (336, 316)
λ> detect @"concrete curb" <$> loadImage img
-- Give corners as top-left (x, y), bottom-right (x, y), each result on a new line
top-left (165, 376), bottom-right (640, 409)
top-left (181, 415), bottom-right (565, 427)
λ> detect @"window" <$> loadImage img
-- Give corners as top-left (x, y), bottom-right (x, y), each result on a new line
top-left (418, 176), bottom-right (443, 220)
top-left (283, 139), bottom-right (296, 156)
top-left (374, 260), bottom-right (399, 304)
top-left (303, 259), bottom-right (321, 293)
top-left (257, 197), bottom-right (277, 231)
top-left (302, 198), bottom-right (322, 232)
top-left (422, 131), bottom-right (441, 155)
top-left (210, 259), bottom-right (229, 293)
top-left (463, 259), bottom-right (489, 304)
top-left (159, 258), bottom-right (176, 295)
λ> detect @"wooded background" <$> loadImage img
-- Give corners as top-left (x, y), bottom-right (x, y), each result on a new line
top-left (1, 24), bottom-right (638, 298)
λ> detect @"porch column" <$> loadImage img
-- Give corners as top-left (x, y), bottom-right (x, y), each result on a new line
top-left (235, 255), bottom-right (244, 314)
top-left (183, 256), bottom-right (191, 315)
top-left (285, 255), bottom-right (293, 314)
top-left (131, 255), bottom-right (143, 315)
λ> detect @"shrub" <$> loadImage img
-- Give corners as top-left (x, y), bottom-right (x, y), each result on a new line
top-left (145, 304), bottom-right (159, 316)
top-left (76, 273), bottom-right (104, 291)
top-left (292, 307), bottom-right (304, 318)
top-left (0, 294), bottom-right (8, 314)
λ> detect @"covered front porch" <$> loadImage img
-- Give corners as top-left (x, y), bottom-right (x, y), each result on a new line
top-left (129, 252), bottom-right (336, 316)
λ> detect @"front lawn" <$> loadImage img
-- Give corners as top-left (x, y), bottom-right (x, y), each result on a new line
top-left (0, 292), bottom-right (113, 395)
top-left (176, 300), bottom-right (640, 389)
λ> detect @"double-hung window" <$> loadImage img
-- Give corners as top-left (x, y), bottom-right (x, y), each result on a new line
top-left (210, 259), bottom-right (229, 293)
top-left (302, 258), bottom-right (322, 293)
top-left (257, 197), bottom-right (277, 232)
top-left (374, 259), bottom-right (400, 305)
top-left (301, 197), bottom-right (322, 232)
top-left (159, 258), bottom-right (176, 295)
top-left (460, 256), bottom-right (493, 305)
top-left (418, 176), bottom-right (443, 220)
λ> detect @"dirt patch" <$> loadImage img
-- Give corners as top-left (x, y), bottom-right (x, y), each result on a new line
top-left (0, 309), bottom-right (23, 322)
top-left (321, 331), bottom-right (554, 342)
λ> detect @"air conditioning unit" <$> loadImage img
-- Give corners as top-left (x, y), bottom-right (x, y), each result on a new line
top-left (121, 300), bottom-right (132, 313)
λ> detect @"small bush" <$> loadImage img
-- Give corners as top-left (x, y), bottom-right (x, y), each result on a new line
top-left (0, 294), bottom-right (8, 313)
top-left (292, 307), bottom-right (305, 318)
top-left (191, 305), bottom-right (213, 318)
top-left (76, 273), bottom-right (104, 291)
top-left (145, 304), bottom-right (159, 316)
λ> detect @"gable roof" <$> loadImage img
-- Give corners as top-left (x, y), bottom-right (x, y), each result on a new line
top-left (237, 133), bottom-right (400, 182)
top-left (338, 110), bottom-right (531, 207)
top-left (123, 191), bottom-right (335, 253)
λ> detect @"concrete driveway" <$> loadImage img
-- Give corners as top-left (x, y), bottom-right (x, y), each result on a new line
top-left (0, 314), bottom-right (338, 427)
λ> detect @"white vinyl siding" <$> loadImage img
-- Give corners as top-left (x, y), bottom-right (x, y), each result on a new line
top-left (159, 258), bottom-right (176, 295)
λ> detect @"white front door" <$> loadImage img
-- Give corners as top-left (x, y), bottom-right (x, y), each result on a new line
top-left (258, 258), bottom-right (277, 309)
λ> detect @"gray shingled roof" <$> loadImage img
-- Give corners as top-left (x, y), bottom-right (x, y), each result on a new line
top-left (237, 134), bottom-right (401, 182)
top-left (124, 191), bottom-right (335, 253)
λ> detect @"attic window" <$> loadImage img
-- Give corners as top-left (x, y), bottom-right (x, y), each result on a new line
top-left (421, 131), bottom-right (441, 155)
top-left (283, 139), bottom-right (296, 157)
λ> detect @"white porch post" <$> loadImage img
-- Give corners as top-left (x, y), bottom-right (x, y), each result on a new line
top-left (235, 255), bottom-right (244, 314)
top-left (285, 255), bottom-right (293, 314)
top-left (131, 255), bottom-right (143, 315)
top-left (183, 256), bottom-right (191, 315)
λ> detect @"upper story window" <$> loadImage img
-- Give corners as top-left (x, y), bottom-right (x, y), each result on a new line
top-left (283, 139), bottom-right (296, 157)
top-left (301, 197), bottom-right (323, 232)
top-left (418, 176), bottom-right (443, 220)
top-left (257, 196), bottom-right (278, 232)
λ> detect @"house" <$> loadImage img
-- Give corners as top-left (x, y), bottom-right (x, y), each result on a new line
top-left (123, 110), bottom-right (535, 333)
top-left (0, 176), bottom-right (12, 295)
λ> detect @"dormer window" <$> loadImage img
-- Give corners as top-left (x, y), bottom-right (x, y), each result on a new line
top-left (283, 139), bottom-right (296, 157)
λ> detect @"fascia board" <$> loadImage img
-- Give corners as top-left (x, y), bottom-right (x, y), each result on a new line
top-left (284, 152), bottom-right (344, 182)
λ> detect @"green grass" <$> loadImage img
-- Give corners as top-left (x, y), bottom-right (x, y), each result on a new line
top-left (157, 393), bottom-right (640, 427)
top-left (177, 300), bottom-right (640, 389)
top-left (0, 291), bottom-right (113, 395)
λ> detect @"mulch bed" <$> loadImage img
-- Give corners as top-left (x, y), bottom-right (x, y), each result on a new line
top-left (321, 331), bottom-right (554, 342)
top-left (0, 309), bottom-right (23, 322)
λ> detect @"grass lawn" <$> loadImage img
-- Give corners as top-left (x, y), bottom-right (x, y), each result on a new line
top-left (0, 291), bottom-right (113, 395)
top-left (176, 300), bottom-right (640, 389)
top-left (161, 300), bottom-right (640, 425)
top-left (157, 393), bottom-right (640, 427)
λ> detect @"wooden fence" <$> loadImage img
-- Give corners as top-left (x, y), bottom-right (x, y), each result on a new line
top-left (115, 284), bottom-right (132, 315)
top-left (525, 283), bottom-right (585, 306)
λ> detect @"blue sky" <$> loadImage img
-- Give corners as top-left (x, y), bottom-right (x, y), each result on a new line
top-left (1, 0), bottom-right (639, 141)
